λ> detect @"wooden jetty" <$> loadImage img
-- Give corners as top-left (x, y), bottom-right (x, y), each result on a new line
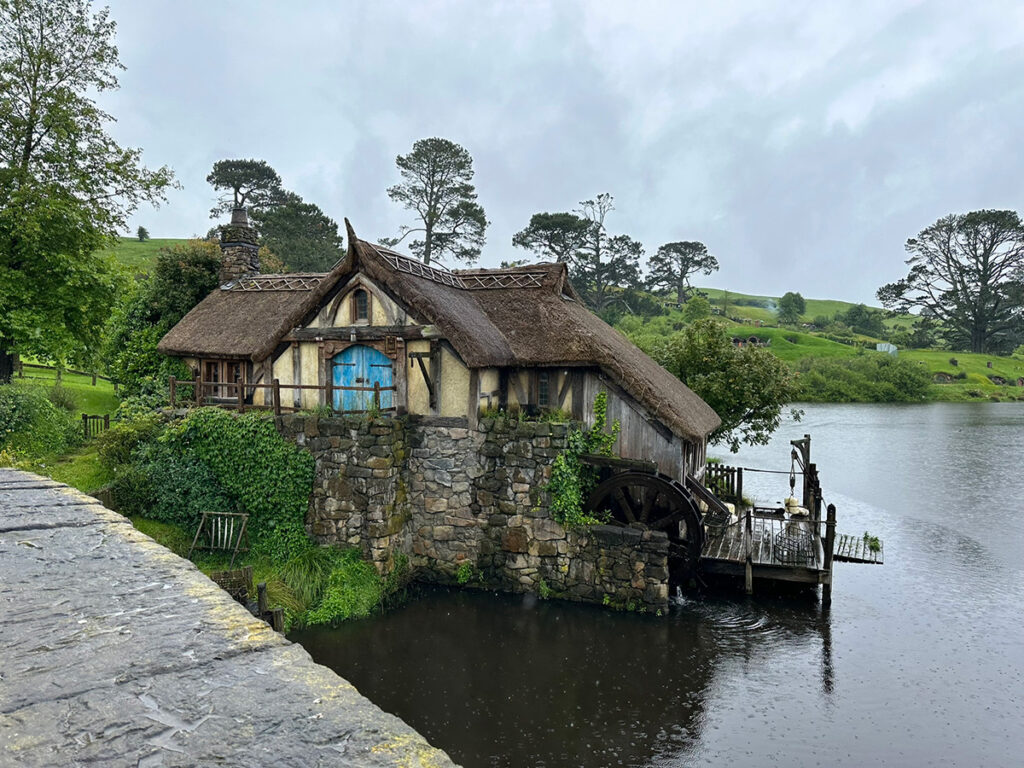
top-left (584, 434), bottom-right (882, 605)
top-left (696, 435), bottom-right (882, 603)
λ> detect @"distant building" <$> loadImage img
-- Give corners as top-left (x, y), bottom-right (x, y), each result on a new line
top-left (876, 342), bottom-right (898, 356)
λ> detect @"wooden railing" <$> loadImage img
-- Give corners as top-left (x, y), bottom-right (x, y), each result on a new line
top-left (704, 463), bottom-right (744, 506)
top-left (169, 377), bottom-right (398, 416)
top-left (16, 361), bottom-right (112, 386)
top-left (82, 413), bottom-right (110, 438)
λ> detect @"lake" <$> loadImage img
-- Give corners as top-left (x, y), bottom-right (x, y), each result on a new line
top-left (291, 403), bottom-right (1024, 767)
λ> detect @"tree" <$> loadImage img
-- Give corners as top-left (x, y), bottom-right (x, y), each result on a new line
top-left (877, 210), bottom-right (1024, 353)
top-left (207, 159), bottom-right (286, 218)
top-left (567, 194), bottom-right (643, 312)
top-left (776, 291), bottom-right (806, 325)
top-left (136, 226), bottom-right (149, 242)
top-left (837, 303), bottom-right (885, 337)
top-left (251, 192), bottom-right (343, 272)
top-left (633, 318), bottom-right (801, 452)
top-left (511, 212), bottom-right (591, 263)
top-left (385, 137), bottom-right (487, 265)
top-left (647, 241), bottom-right (719, 305)
top-left (104, 240), bottom-right (220, 396)
top-left (0, 0), bottom-right (174, 381)
top-left (681, 295), bottom-right (711, 323)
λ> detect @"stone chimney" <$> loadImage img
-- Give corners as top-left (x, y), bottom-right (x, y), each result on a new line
top-left (219, 207), bottom-right (260, 284)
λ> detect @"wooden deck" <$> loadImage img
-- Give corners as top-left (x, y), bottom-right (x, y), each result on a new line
top-left (834, 533), bottom-right (884, 564)
top-left (700, 513), bottom-right (831, 586)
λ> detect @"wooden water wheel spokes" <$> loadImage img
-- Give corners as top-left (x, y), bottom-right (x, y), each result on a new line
top-left (585, 470), bottom-right (705, 583)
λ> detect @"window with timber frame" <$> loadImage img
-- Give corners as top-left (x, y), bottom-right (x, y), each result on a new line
top-left (351, 288), bottom-right (370, 324)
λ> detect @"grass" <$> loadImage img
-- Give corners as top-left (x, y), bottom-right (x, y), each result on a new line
top-left (14, 367), bottom-right (119, 415)
top-left (723, 324), bottom-right (862, 362)
top-left (700, 286), bottom-right (914, 329)
top-left (100, 237), bottom-right (188, 273)
top-left (18, 444), bottom-right (113, 494)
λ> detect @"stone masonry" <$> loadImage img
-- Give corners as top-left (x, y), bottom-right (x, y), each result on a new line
top-left (276, 414), bottom-right (671, 612)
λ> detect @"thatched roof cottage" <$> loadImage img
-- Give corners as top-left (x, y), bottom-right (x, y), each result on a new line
top-left (158, 213), bottom-right (720, 479)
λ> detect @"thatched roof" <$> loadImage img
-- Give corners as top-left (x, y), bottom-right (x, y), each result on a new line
top-left (157, 273), bottom-right (335, 360)
top-left (342, 227), bottom-right (720, 440)
top-left (158, 223), bottom-right (721, 439)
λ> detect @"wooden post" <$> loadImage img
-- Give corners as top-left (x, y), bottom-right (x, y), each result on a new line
top-left (744, 505), bottom-right (753, 595)
top-left (272, 378), bottom-right (281, 416)
top-left (236, 381), bottom-right (244, 413)
top-left (91, 373), bottom-right (97, 386)
top-left (169, 376), bottom-right (177, 408)
top-left (373, 381), bottom-right (381, 411)
top-left (81, 413), bottom-right (88, 439)
top-left (270, 607), bottom-right (284, 633)
top-left (326, 371), bottom-right (334, 413)
top-left (736, 466), bottom-right (744, 508)
top-left (823, 503), bottom-right (837, 606)
top-left (103, 414), bottom-right (110, 431)
top-left (257, 582), bottom-right (268, 615)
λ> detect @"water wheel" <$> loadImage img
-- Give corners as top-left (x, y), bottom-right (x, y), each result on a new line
top-left (585, 470), bottom-right (705, 585)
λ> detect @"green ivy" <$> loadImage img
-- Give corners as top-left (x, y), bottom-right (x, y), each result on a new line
top-left (545, 391), bottom-right (620, 528)
top-left (161, 408), bottom-right (314, 561)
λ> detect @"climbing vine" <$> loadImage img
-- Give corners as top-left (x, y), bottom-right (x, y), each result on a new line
top-left (545, 391), bottom-right (620, 528)
top-left (160, 408), bottom-right (314, 560)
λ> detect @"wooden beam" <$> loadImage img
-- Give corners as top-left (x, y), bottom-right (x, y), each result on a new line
top-left (467, 369), bottom-right (479, 430)
top-left (509, 369), bottom-right (528, 407)
top-left (284, 326), bottom-right (427, 342)
top-left (557, 370), bottom-right (573, 408)
top-left (429, 340), bottom-right (441, 414)
top-left (291, 342), bottom-right (301, 409)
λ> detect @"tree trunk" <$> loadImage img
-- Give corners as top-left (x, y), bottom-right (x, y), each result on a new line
top-left (677, 281), bottom-right (685, 306)
top-left (0, 342), bottom-right (13, 385)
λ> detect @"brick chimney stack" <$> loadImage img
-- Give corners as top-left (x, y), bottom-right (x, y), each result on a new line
top-left (219, 207), bottom-right (260, 284)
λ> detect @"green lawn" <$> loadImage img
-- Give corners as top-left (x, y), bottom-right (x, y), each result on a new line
top-left (100, 237), bottom-right (188, 273)
top-left (700, 286), bottom-right (914, 329)
top-left (901, 349), bottom-right (1024, 384)
top-left (724, 325), bottom-right (862, 362)
top-left (20, 444), bottom-right (113, 494)
top-left (15, 366), bottom-right (119, 414)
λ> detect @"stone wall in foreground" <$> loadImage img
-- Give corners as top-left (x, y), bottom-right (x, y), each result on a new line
top-left (276, 414), bottom-right (671, 612)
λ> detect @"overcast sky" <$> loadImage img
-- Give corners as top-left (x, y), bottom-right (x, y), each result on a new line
top-left (100, 0), bottom-right (1024, 304)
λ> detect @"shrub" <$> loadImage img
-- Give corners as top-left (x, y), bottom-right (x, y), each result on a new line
top-left (97, 414), bottom-right (163, 468)
top-left (305, 549), bottom-right (383, 627)
top-left (161, 408), bottom-right (314, 560)
top-left (47, 384), bottom-right (78, 413)
top-left (793, 355), bottom-right (932, 402)
top-left (0, 385), bottom-right (82, 456)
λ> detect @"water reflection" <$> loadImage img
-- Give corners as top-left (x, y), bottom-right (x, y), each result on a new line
top-left (292, 586), bottom-right (835, 767)
top-left (293, 403), bottom-right (1024, 767)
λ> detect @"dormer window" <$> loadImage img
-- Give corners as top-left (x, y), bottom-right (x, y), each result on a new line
top-left (351, 288), bottom-right (370, 323)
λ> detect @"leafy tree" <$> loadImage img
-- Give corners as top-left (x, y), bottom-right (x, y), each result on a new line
top-left (681, 295), bottom-right (712, 323)
top-left (251, 191), bottom-right (343, 272)
top-left (570, 194), bottom-right (643, 312)
top-left (136, 226), bottom-right (149, 242)
top-left (647, 241), bottom-right (718, 305)
top-left (206, 159), bottom-right (286, 218)
top-left (0, 0), bottom-right (174, 381)
top-left (512, 212), bottom-right (591, 263)
top-left (385, 137), bottom-right (487, 265)
top-left (878, 210), bottom-right (1024, 353)
top-left (837, 303), bottom-right (885, 337)
top-left (633, 318), bottom-right (800, 452)
top-left (776, 291), bottom-right (806, 325)
top-left (104, 240), bottom-right (220, 396)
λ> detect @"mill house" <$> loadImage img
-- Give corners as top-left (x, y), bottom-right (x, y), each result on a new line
top-left (158, 210), bottom-right (870, 607)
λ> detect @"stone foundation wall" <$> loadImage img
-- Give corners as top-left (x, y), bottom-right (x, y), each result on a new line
top-left (276, 414), bottom-right (670, 612)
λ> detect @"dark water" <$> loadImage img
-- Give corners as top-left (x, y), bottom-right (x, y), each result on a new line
top-left (292, 403), bottom-right (1024, 767)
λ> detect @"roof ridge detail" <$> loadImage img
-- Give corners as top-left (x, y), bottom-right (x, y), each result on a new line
top-left (224, 274), bottom-right (325, 291)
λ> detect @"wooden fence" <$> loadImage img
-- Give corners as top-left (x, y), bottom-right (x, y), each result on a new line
top-left (15, 360), bottom-right (112, 386)
top-left (82, 413), bottom-right (110, 439)
top-left (169, 376), bottom-right (398, 416)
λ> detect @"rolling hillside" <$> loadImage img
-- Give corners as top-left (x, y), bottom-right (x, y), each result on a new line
top-left (699, 286), bottom-right (913, 328)
top-left (100, 237), bottom-right (188, 272)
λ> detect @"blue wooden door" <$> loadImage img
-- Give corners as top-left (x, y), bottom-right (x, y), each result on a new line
top-left (332, 345), bottom-right (393, 412)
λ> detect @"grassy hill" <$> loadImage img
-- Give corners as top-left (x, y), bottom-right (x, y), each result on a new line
top-left (100, 237), bottom-right (188, 273)
top-left (699, 286), bottom-right (913, 329)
